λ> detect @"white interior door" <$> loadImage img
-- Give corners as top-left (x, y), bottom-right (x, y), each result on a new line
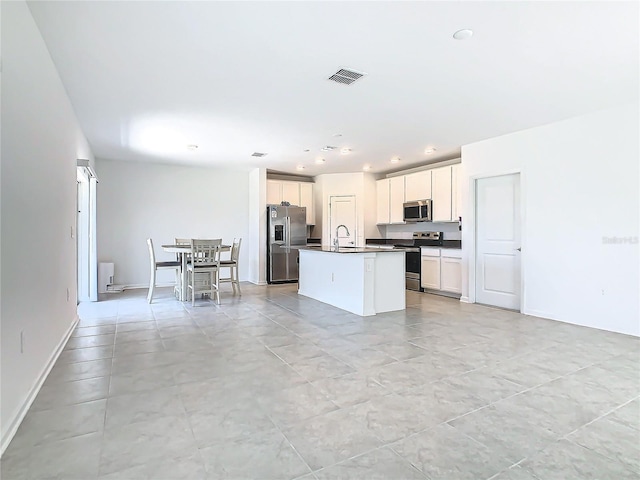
top-left (475, 173), bottom-right (521, 310)
top-left (329, 195), bottom-right (356, 247)
top-left (76, 170), bottom-right (90, 302)
top-left (77, 166), bottom-right (99, 302)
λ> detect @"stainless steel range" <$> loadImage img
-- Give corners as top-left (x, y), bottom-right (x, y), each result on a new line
top-left (401, 232), bottom-right (442, 291)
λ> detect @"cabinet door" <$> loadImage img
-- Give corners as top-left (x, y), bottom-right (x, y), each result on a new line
top-left (441, 257), bottom-right (462, 293)
top-left (404, 171), bottom-right (432, 202)
top-left (389, 176), bottom-right (405, 224)
top-left (376, 179), bottom-right (390, 224)
top-left (432, 166), bottom-right (452, 222)
top-left (281, 182), bottom-right (300, 205)
top-left (451, 163), bottom-right (462, 222)
top-left (421, 256), bottom-right (441, 290)
top-left (267, 180), bottom-right (282, 205)
top-left (299, 182), bottom-right (315, 225)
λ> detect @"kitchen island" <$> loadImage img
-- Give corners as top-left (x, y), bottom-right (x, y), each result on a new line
top-left (297, 246), bottom-right (406, 316)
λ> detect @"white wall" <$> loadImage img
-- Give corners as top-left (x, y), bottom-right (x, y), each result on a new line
top-left (248, 168), bottom-right (267, 285)
top-left (96, 159), bottom-right (251, 287)
top-left (1, 1), bottom-right (94, 451)
top-left (461, 104), bottom-right (639, 336)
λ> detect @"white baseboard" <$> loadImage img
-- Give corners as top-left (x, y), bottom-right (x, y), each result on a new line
top-left (1, 314), bottom-right (79, 456)
top-left (250, 280), bottom-right (268, 286)
top-left (460, 296), bottom-right (470, 303)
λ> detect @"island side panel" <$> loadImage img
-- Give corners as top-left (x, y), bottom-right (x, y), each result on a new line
top-left (298, 249), bottom-right (367, 316)
top-left (373, 251), bottom-right (406, 314)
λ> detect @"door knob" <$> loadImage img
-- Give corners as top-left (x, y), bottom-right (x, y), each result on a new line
top-left (516, 247), bottom-right (521, 252)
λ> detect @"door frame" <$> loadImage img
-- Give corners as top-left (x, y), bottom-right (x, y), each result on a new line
top-left (466, 169), bottom-right (526, 312)
top-left (76, 165), bottom-right (98, 302)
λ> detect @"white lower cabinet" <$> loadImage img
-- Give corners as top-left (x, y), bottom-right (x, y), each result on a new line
top-left (421, 247), bottom-right (462, 295)
top-left (440, 255), bottom-right (462, 294)
top-left (420, 248), bottom-right (441, 290)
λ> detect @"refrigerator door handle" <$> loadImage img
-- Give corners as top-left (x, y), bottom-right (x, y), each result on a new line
top-left (285, 216), bottom-right (291, 247)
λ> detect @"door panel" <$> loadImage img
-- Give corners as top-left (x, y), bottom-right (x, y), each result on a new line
top-left (287, 206), bottom-right (307, 247)
top-left (286, 250), bottom-right (299, 281)
top-left (269, 248), bottom-right (288, 282)
top-left (475, 174), bottom-right (521, 309)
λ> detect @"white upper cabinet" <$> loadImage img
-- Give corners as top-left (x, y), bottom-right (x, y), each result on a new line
top-left (282, 182), bottom-right (301, 205)
top-left (376, 179), bottom-right (391, 224)
top-left (451, 163), bottom-right (462, 222)
top-left (266, 180), bottom-right (282, 205)
top-left (404, 170), bottom-right (432, 202)
top-left (431, 166), bottom-right (452, 222)
top-left (299, 182), bottom-right (315, 225)
top-left (267, 180), bottom-right (315, 224)
top-left (375, 161), bottom-right (461, 225)
top-left (389, 176), bottom-right (405, 224)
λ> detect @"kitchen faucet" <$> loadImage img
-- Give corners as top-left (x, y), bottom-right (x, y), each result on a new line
top-left (334, 224), bottom-right (350, 251)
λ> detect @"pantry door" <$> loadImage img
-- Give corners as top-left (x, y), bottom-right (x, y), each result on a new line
top-left (329, 195), bottom-right (357, 248)
top-left (475, 173), bottom-right (521, 310)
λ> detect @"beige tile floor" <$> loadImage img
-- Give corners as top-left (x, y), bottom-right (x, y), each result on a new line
top-left (2, 284), bottom-right (639, 479)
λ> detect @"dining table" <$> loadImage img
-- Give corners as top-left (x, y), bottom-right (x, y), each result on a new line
top-left (162, 243), bottom-right (231, 302)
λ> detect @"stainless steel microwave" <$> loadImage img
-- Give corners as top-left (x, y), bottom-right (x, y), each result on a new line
top-left (403, 199), bottom-right (432, 222)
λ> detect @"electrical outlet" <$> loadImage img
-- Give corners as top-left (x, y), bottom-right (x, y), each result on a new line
top-left (67, 288), bottom-right (70, 301)
top-left (71, 226), bottom-right (74, 239)
top-left (331, 273), bottom-right (334, 282)
top-left (20, 331), bottom-right (24, 354)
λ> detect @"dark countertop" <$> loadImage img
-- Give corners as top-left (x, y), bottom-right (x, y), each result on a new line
top-left (297, 246), bottom-right (406, 254)
top-left (366, 238), bottom-right (462, 249)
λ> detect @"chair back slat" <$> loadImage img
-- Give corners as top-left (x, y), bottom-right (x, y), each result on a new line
top-left (175, 238), bottom-right (191, 261)
top-left (231, 238), bottom-right (242, 262)
top-left (190, 239), bottom-right (222, 267)
top-left (147, 238), bottom-right (156, 268)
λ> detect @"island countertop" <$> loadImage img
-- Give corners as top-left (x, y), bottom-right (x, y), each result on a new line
top-left (296, 246), bottom-right (407, 254)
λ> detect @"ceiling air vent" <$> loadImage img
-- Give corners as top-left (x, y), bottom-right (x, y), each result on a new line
top-left (251, 152), bottom-right (268, 157)
top-left (328, 68), bottom-right (365, 85)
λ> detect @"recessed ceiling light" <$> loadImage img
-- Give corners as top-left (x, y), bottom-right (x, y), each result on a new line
top-left (390, 157), bottom-right (401, 164)
top-left (296, 165), bottom-right (305, 171)
top-left (315, 158), bottom-right (326, 165)
top-left (453, 29), bottom-right (473, 40)
top-left (320, 146), bottom-right (337, 152)
top-left (340, 148), bottom-right (351, 155)
top-left (424, 147), bottom-right (437, 154)
top-left (186, 144), bottom-right (198, 151)
top-left (333, 133), bottom-right (343, 137)
top-left (303, 149), bottom-right (310, 152)
top-left (251, 152), bottom-right (268, 157)
top-left (363, 165), bottom-right (371, 171)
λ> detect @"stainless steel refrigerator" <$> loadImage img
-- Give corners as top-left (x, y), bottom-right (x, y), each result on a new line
top-left (267, 205), bottom-right (307, 283)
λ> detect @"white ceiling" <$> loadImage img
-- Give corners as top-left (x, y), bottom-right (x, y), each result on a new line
top-left (28, 1), bottom-right (638, 176)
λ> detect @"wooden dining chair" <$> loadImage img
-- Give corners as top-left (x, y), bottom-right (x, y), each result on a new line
top-left (146, 238), bottom-right (181, 303)
top-left (187, 239), bottom-right (222, 306)
top-left (219, 237), bottom-right (242, 295)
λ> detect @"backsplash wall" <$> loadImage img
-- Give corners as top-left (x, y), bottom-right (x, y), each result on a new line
top-left (378, 222), bottom-right (462, 240)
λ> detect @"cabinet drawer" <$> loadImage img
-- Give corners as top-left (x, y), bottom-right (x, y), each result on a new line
top-left (420, 247), bottom-right (441, 257)
top-left (441, 248), bottom-right (462, 259)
